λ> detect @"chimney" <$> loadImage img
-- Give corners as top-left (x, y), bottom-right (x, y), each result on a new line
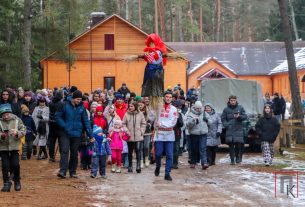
top-left (90, 12), bottom-right (106, 28)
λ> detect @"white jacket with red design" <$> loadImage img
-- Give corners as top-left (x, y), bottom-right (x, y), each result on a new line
top-left (150, 104), bottom-right (178, 142)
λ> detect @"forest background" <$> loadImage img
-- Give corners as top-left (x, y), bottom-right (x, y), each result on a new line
top-left (0, 0), bottom-right (304, 89)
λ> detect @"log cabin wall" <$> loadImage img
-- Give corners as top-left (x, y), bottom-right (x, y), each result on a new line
top-left (41, 15), bottom-right (188, 94)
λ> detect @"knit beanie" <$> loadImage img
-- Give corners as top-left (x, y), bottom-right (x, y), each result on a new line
top-left (194, 101), bottom-right (203, 109)
top-left (114, 119), bottom-right (122, 127)
top-left (93, 125), bottom-right (103, 135)
top-left (72, 90), bottom-right (82, 99)
top-left (96, 106), bottom-right (103, 112)
top-left (21, 104), bottom-right (30, 114)
top-left (24, 91), bottom-right (32, 97)
top-left (69, 86), bottom-right (78, 94)
top-left (135, 95), bottom-right (142, 102)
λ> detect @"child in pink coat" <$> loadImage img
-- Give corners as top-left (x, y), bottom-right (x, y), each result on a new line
top-left (108, 119), bottom-right (129, 173)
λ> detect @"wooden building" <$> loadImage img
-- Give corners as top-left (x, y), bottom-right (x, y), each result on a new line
top-left (168, 42), bottom-right (305, 100)
top-left (40, 14), bottom-right (188, 94)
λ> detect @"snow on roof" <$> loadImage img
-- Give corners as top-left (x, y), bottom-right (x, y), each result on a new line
top-left (269, 47), bottom-right (305, 74)
top-left (188, 57), bottom-right (236, 75)
top-left (188, 57), bottom-right (212, 74)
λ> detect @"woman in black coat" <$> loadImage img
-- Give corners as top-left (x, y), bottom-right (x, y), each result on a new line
top-left (255, 105), bottom-right (280, 166)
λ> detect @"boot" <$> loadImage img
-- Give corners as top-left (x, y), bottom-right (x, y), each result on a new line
top-left (1, 181), bottom-right (12, 192)
top-left (136, 161), bottom-right (141, 173)
top-left (111, 165), bottom-right (116, 173)
top-left (128, 166), bottom-right (133, 173)
top-left (14, 181), bottom-right (21, 191)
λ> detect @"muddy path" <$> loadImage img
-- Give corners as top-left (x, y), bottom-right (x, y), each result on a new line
top-left (1, 153), bottom-right (304, 207)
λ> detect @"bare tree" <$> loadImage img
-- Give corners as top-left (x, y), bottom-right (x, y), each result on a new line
top-left (199, 4), bottom-right (203, 42)
top-left (187, 0), bottom-right (194, 42)
top-left (138, 0), bottom-right (142, 29)
top-left (22, 0), bottom-right (32, 88)
top-left (157, 0), bottom-right (167, 40)
top-left (278, 0), bottom-right (304, 143)
top-left (215, 0), bottom-right (221, 42)
top-left (154, 0), bottom-right (158, 34)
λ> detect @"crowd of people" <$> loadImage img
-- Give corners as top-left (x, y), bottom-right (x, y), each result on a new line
top-left (0, 83), bottom-right (282, 192)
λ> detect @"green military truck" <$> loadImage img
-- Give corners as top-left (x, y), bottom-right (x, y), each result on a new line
top-left (199, 78), bottom-right (264, 151)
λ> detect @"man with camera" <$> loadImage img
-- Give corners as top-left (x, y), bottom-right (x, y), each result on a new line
top-left (0, 104), bottom-right (26, 192)
top-left (221, 95), bottom-right (247, 165)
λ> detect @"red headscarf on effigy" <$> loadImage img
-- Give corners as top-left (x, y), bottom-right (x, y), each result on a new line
top-left (144, 33), bottom-right (167, 65)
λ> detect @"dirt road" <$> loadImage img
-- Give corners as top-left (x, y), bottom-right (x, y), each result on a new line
top-left (1, 153), bottom-right (304, 207)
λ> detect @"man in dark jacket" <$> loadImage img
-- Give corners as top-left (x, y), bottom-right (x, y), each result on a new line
top-left (221, 95), bottom-right (247, 165)
top-left (55, 90), bottom-right (93, 178)
top-left (0, 90), bottom-right (21, 118)
top-left (48, 90), bottom-right (64, 162)
top-left (118, 83), bottom-right (131, 98)
top-left (272, 93), bottom-right (285, 122)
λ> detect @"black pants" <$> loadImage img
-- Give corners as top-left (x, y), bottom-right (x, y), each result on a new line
top-left (0, 151), bottom-right (20, 183)
top-left (21, 140), bottom-right (33, 159)
top-left (229, 142), bottom-right (243, 163)
top-left (127, 141), bottom-right (142, 169)
top-left (38, 146), bottom-right (48, 158)
top-left (207, 146), bottom-right (217, 165)
top-left (48, 123), bottom-right (62, 159)
top-left (59, 133), bottom-right (81, 176)
top-left (173, 139), bottom-right (180, 165)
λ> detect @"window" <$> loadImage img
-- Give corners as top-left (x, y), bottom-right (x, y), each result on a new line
top-left (104, 77), bottom-right (115, 90)
top-left (104, 34), bottom-right (114, 50)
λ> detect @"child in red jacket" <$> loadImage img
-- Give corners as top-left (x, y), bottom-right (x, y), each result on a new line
top-left (93, 106), bottom-right (108, 133)
top-left (108, 119), bottom-right (129, 173)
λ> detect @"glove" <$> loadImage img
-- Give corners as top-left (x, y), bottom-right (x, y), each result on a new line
top-left (216, 132), bottom-right (221, 138)
top-left (37, 114), bottom-right (43, 119)
top-left (203, 117), bottom-right (208, 123)
top-left (195, 119), bottom-right (199, 125)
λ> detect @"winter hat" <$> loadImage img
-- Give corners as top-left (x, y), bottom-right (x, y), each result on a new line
top-left (21, 104), bottom-right (29, 114)
top-left (194, 101), bottom-right (203, 109)
top-left (69, 86), bottom-right (78, 94)
top-left (18, 87), bottom-right (24, 92)
top-left (93, 125), bottom-right (103, 135)
top-left (72, 90), bottom-right (82, 99)
top-left (24, 91), bottom-right (32, 97)
top-left (115, 93), bottom-right (124, 100)
top-left (90, 101), bottom-right (99, 108)
top-left (173, 100), bottom-right (182, 108)
top-left (114, 119), bottom-right (122, 127)
top-left (0, 104), bottom-right (12, 115)
top-left (96, 106), bottom-right (103, 112)
top-left (135, 95), bottom-right (142, 102)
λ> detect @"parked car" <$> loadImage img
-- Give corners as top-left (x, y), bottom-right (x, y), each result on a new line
top-left (199, 78), bottom-right (264, 152)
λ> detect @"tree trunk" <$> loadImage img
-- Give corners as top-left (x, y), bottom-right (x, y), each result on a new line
top-left (157, 0), bottom-right (167, 41)
top-left (188, 0), bottom-right (194, 42)
top-left (288, 0), bottom-right (299, 40)
top-left (138, 0), bottom-right (142, 29)
top-left (199, 5), bottom-right (203, 42)
top-left (172, 3), bottom-right (177, 42)
top-left (278, 0), bottom-right (304, 143)
top-left (248, 24), bottom-right (253, 42)
top-left (22, 0), bottom-right (32, 88)
top-left (177, 4), bottom-right (183, 42)
top-left (154, 0), bottom-right (158, 34)
top-left (5, 21), bottom-right (12, 72)
top-left (216, 0), bottom-right (221, 42)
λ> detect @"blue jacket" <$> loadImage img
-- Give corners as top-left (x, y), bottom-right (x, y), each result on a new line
top-left (92, 134), bottom-right (111, 156)
top-left (55, 97), bottom-right (93, 138)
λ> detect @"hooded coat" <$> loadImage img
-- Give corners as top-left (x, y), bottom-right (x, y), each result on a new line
top-left (255, 112), bottom-right (280, 142)
top-left (0, 114), bottom-right (26, 151)
top-left (221, 102), bottom-right (247, 144)
top-left (205, 103), bottom-right (222, 146)
top-left (186, 107), bottom-right (210, 135)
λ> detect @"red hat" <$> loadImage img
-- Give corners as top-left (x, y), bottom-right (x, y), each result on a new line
top-left (96, 106), bottom-right (103, 112)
